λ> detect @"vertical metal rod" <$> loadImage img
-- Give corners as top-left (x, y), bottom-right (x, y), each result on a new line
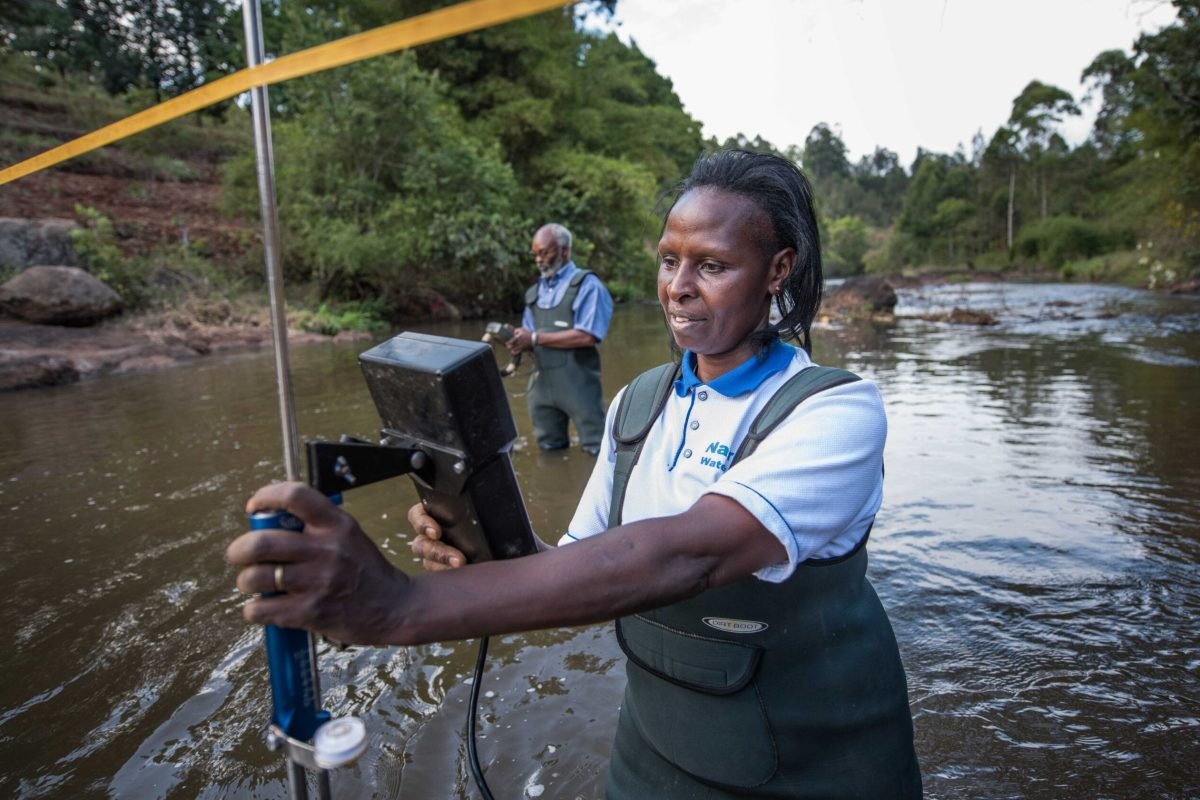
top-left (286, 760), bottom-right (308, 800)
top-left (243, 4), bottom-right (327, 800)
top-left (243, 0), bottom-right (300, 483)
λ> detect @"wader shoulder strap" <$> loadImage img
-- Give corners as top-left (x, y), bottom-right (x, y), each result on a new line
top-left (524, 269), bottom-right (595, 309)
top-left (608, 362), bottom-right (679, 528)
top-left (731, 366), bottom-right (861, 464)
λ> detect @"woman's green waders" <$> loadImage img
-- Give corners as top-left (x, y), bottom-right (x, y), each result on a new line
top-left (525, 270), bottom-right (606, 451)
top-left (602, 361), bottom-right (922, 798)
top-left (605, 545), bottom-right (922, 799)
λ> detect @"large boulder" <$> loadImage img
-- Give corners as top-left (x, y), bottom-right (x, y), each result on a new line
top-left (0, 265), bottom-right (122, 326)
top-left (0, 218), bottom-right (80, 269)
top-left (820, 275), bottom-right (898, 319)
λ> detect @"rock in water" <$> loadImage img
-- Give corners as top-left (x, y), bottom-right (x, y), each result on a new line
top-left (820, 275), bottom-right (898, 319)
top-left (0, 265), bottom-right (123, 326)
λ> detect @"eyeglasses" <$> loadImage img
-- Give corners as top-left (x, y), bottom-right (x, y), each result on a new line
top-left (531, 245), bottom-right (560, 262)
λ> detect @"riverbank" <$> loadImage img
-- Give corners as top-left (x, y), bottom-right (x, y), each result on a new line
top-left (5, 269), bottom-right (1196, 392)
top-left (0, 308), bottom-right (370, 391)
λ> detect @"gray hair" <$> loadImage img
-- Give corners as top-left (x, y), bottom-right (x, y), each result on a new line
top-left (539, 223), bottom-right (572, 251)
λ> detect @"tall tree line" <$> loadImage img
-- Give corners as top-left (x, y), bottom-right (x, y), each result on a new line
top-left (0, 0), bottom-right (243, 100)
top-left (2, 1), bottom-right (705, 311)
top-left (216, 0), bottom-right (703, 312)
top-left (715, 1), bottom-right (1197, 279)
top-left (1, 0), bottom-right (1196, 300)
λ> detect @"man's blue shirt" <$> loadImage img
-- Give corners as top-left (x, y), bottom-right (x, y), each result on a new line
top-left (521, 261), bottom-right (613, 342)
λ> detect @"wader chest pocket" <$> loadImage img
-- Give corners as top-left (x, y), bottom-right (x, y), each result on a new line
top-left (616, 615), bottom-right (777, 787)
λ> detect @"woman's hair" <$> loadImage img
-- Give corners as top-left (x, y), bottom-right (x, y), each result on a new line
top-left (663, 149), bottom-right (823, 354)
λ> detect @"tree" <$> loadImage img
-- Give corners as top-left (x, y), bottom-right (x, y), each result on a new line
top-left (851, 146), bottom-right (909, 226)
top-left (801, 123), bottom-right (851, 181)
top-left (224, 51), bottom-right (530, 309)
top-left (930, 197), bottom-right (977, 264)
top-left (982, 127), bottom-right (1020, 252)
top-left (1134, 0), bottom-right (1200, 141)
top-left (1082, 49), bottom-right (1141, 161)
top-left (1079, 2), bottom-right (1200, 262)
top-left (563, 34), bottom-right (704, 188)
top-left (0, 0), bottom-right (242, 101)
top-left (1008, 80), bottom-right (1081, 222)
top-left (825, 215), bottom-right (870, 276)
top-left (218, 2), bottom-right (700, 310)
top-left (897, 152), bottom-right (978, 265)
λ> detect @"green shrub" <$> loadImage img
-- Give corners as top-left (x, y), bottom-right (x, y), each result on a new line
top-left (291, 301), bottom-right (389, 336)
top-left (863, 229), bottom-right (919, 275)
top-left (69, 205), bottom-right (257, 309)
top-left (1059, 250), bottom-right (1161, 286)
top-left (1015, 216), bottom-right (1136, 268)
top-left (825, 215), bottom-right (870, 276)
top-left (146, 155), bottom-right (196, 182)
top-left (70, 205), bottom-right (152, 305)
top-left (973, 249), bottom-right (1012, 271)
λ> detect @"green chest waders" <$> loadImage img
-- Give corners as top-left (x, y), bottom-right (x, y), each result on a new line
top-left (525, 271), bottom-right (605, 450)
top-left (603, 361), bottom-right (922, 799)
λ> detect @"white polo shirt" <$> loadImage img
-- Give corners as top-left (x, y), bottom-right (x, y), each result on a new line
top-left (560, 340), bottom-right (887, 583)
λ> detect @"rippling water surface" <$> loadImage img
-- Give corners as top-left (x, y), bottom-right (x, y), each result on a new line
top-left (1, 282), bottom-right (1197, 799)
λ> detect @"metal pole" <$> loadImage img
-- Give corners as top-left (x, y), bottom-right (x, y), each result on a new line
top-left (242, 3), bottom-right (327, 799)
top-left (243, 0), bottom-right (301, 483)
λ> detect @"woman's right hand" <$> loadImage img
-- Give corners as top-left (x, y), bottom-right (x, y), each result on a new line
top-left (407, 502), bottom-right (467, 571)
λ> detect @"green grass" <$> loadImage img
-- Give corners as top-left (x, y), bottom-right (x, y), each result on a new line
top-left (290, 302), bottom-right (390, 336)
top-left (1060, 249), bottom-right (1167, 287)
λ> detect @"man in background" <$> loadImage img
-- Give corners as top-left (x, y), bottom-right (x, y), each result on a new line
top-left (507, 223), bottom-right (613, 456)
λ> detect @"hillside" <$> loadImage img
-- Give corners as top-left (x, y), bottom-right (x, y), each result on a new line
top-left (0, 65), bottom-right (337, 391)
top-left (0, 66), bottom-right (255, 265)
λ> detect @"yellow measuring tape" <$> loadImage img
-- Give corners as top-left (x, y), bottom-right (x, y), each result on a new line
top-left (0, 0), bottom-right (571, 187)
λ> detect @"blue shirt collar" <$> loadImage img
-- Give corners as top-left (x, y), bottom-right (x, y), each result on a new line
top-left (674, 338), bottom-right (794, 398)
top-left (539, 260), bottom-right (577, 289)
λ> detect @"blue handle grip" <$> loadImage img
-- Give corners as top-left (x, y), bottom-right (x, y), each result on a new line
top-left (249, 494), bottom-right (342, 741)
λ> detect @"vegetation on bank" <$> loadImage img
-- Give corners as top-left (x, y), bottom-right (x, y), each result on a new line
top-left (1, 0), bottom-right (1197, 333)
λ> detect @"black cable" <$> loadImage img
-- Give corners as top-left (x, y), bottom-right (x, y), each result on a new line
top-left (466, 635), bottom-right (496, 800)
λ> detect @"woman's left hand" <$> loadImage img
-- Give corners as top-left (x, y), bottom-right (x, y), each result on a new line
top-left (407, 502), bottom-right (466, 571)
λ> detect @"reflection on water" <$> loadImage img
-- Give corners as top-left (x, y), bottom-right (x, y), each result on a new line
top-left (0, 283), bottom-right (1197, 799)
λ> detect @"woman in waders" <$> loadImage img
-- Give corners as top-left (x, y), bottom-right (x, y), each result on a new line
top-left (229, 149), bottom-right (922, 798)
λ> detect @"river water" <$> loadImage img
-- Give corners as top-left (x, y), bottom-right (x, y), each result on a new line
top-left (1, 281), bottom-right (1197, 799)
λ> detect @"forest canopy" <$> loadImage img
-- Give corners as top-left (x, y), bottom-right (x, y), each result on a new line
top-left (1, 0), bottom-right (1197, 319)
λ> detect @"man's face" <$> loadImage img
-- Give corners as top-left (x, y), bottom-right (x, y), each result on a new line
top-left (531, 230), bottom-right (568, 276)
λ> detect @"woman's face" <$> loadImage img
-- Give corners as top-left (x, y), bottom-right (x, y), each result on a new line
top-left (657, 188), bottom-right (795, 382)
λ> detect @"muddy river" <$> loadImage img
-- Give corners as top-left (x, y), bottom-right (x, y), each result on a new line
top-left (1, 281), bottom-right (1197, 799)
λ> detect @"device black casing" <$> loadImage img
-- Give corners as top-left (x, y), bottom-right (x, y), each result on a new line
top-left (358, 332), bottom-right (537, 562)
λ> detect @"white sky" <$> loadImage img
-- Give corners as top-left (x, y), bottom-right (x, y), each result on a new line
top-left (598, 0), bottom-right (1180, 168)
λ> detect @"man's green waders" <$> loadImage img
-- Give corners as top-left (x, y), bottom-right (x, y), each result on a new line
top-left (603, 361), bottom-right (922, 799)
top-left (525, 270), bottom-right (606, 451)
